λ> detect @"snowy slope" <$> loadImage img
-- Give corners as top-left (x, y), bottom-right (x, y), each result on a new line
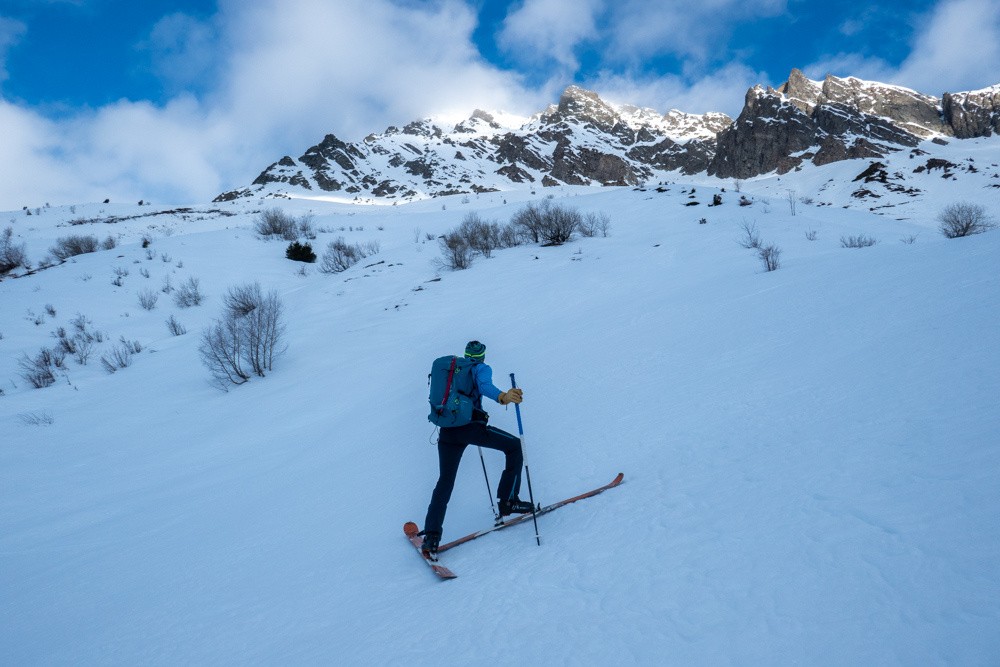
top-left (2, 148), bottom-right (999, 664)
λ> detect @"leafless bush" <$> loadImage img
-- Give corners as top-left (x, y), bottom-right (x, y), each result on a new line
top-left (538, 202), bottom-right (581, 245)
top-left (785, 189), bottom-right (797, 216)
top-left (840, 234), bottom-right (879, 248)
top-left (938, 202), bottom-right (995, 238)
top-left (458, 213), bottom-right (502, 258)
top-left (579, 212), bottom-right (611, 237)
top-left (101, 235), bottom-right (117, 250)
top-left (73, 335), bottom-right (96, 365)
top-left (511, 202), bottom-right (547, 243)
top-left (254, 208), bottom-right (299, 241)
top-left (438, 231), bottom-right (475, 270)
top-left (18, 411), bottom-right (54, 426)
top-left (1, 227), bottom-right (29, 275)
top-left (511, 201), bottom-right (583, 245)
top-left (49, 234), bottom-right (100, 261)
top-left (101, 345), bottom-right (132, 374)
top-left (174, 277), bottom-right (203, 308)
top-left (805, 230), bottom-right (818, 241)
top-left (319, 237), bottom-right (378, 273)
top-left (138, 288), bottom-right (159, 310)
top-left (738, 220), bottom-right (761, 249)
top-left (298, 213), bottom-right (317, 240)
top-left (18, 349), bottom-right (57, 388)
top-left (199, 282), bottom-right (285, 388)
top-left (758, 244), bottom-right (782, 272)
top-left (166, 314), bottom-right (187, 336)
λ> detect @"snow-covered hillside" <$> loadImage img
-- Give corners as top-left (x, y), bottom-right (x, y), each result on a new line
top-left (2, 138), bottom-right (999, 664)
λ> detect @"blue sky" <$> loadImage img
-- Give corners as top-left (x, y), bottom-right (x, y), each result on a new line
top-left (1, 0), bottom-right (999, 208)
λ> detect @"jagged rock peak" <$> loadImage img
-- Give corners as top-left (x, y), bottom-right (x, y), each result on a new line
top-left (942, 84), bottom-right (1000, 138)
top-left (777, 68), bottom-right (948, 137)
top-left (555, 85), bottom-right (622, 131)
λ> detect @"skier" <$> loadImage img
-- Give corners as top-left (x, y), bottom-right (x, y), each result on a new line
top-left (421, 340), bottom-right (533, 556)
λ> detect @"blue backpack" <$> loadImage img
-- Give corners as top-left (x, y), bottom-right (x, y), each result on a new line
top-left (428, 355), bottom-right (479, 427)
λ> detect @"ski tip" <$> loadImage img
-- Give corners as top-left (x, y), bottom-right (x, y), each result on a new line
top-left (403, 521), bottom-right (419, 536)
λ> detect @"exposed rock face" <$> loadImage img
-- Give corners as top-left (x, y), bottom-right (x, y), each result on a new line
top-left (710, 69), bottom-right (955, 179)
top-left (780, 69), bottom-right (949, 137)
top-left (942, 85), bottom-right (1000, 138)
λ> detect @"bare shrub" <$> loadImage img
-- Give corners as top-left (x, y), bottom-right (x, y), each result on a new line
top-left (738, 220), bottom-right (761, 249)
top-left (785, 189), bottom-right (797, 216)
top-left (579, 212), bottom-right (611, 237)
top-left (254, 208), bottom-right (298, 240)
top-left (101, 235), bottom-right (117, 250)
top-left (138, 288), bottom-right (159, 310)
top-left (438, 231), bottom-right (475, 270)
top-left (18, 411), bottom-right (54, 426)
top-left (17, 349), bottom-right (57, 388)
top-left (938, 202), bottom-right (995, 238)
top-left (805, 230), bottom-right (818, 241)
top-left (538, 202), bottom-right (581, 245)
top-left (199, 282), bottom-right (286, 388)
top-left (840, 234), bottom-right (879, 248)
top-left (1, 227), bottom-right (29, 275)
top-left (174, 277), bottom-right (203, 308)
top-left (458, 213), bottom-right (502, 258)
top-left (50, 234), bottom-right (100, 261)
top-left (298, 213), bottom-right (317, 240)
top-left (511, 202), bottom-right (547, 243)
top-left (758, 244), bottom-right (782, 272)
top-left (101, 345), bottom-right (132, 374)
top-left (166, 314), bottom-right (187, 336)
top-left (319, 237), bottom-right (377, 274)
top-left (511, 201), bottom-right (583, 245)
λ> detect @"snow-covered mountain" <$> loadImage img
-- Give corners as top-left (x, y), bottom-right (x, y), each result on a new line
top-left (217, 69), bottom-right (1000, 203)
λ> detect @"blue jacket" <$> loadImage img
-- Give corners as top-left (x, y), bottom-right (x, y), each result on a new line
top-left (471, 362), bottom-right (503, 409)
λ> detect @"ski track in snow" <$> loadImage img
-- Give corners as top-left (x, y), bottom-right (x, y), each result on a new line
top-left (1, 138), bottom-right (1000, 664)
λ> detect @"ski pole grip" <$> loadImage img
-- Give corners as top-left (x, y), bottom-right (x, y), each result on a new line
top-left (510, 373), bottom-right (524, 436)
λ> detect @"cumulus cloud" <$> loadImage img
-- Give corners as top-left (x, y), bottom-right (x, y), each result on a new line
top-left (893, 0), bottom-right (1000, 93)
top-left (498, 0), bottom-right (602, 72)
top-left (0, 16), bottom-right (27, 85)
top-left (0, 0), bottom-right (537, 209)
top-left (802, 0), bottom-right (1000, 95)
top-left (586, 62), bottom-right (767, 117)
top-left (599, 0), bottom-right (787, 66)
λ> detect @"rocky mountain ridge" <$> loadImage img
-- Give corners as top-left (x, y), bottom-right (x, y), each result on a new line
top-left (216, 69), bottom-right (1000, 202)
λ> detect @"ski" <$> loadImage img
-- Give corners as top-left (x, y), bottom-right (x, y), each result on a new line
top-left (438, 472), bottom-right (624, 553)
top-left (403, 521), bottom-right (457, 580)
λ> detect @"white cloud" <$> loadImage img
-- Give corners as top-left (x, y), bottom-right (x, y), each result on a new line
top-left (802, 0), bottom-right (1000, 96)
top-left (0, 0), bottom-right (539, 209)
top-left (586, 62), bottom-right (768, 118)
top-left (0, 16), bottom-right (27, 85)
top-left (138, 12), bottom-right (219, 94)
top-left (599, 0), bottom-right (788, 67)
top-left (498, 0), bottom-right (602, 72)
top-left (892, 0), bottom-right (1000, 93)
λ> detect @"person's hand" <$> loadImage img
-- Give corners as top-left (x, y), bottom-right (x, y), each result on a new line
top-left (498, 388), bottom-right (523, 405)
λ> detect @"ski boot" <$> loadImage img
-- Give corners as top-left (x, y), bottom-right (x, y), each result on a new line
top-left (498, 497), bottom-right (536, 517)
top-left (420, 531), bottom-right (441, 560)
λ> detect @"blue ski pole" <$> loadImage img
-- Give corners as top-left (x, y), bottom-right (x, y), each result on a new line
top-left (510, 373), bottom-right (541, 546)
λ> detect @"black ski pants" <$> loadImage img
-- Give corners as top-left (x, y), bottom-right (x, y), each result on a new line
top-left (423, 422), bottom-right (523, 536)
